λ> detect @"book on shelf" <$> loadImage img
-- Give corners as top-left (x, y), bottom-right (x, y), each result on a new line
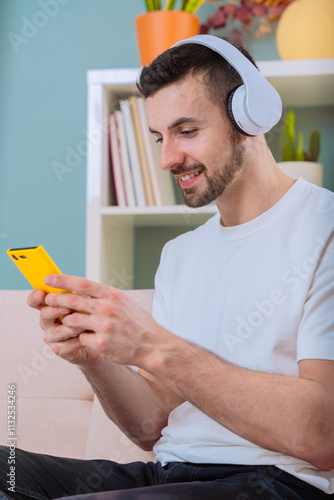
top-left (129, 96), bottom-right (154, 206)
top-left (108, 114), bottom-right (127, 207)
top-left (114, 110), bottom-right (136, 207)
top-left (108, 96), bottom-right (178, 207)
top-left (120, 99), bottom-right (146, 207)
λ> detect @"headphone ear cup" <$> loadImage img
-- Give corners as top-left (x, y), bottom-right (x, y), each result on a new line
top-left (173, 35), bottom-right (282, 135)
top-left (227, 86), bottom-right (253, 137)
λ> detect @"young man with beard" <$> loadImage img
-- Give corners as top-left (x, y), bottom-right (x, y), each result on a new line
top-left (1, 36), bottom-right (334, 500)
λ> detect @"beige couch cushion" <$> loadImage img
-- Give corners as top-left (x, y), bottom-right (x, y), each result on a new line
top-left (16, 399), bottom-right (93, 459)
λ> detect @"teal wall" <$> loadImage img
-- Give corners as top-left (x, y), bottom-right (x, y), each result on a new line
top-left (1, 1), bottom-right (333, 289)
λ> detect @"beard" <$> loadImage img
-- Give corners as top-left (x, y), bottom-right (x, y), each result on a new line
top-left (172, 132), bottom-right (246, 208)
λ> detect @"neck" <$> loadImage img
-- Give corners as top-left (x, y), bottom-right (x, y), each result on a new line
top-left (215, 137), bottom-right (296, 227)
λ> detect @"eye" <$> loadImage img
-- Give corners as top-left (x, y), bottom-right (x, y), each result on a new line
top-left (154, 136), bottom-right (162, 145)
top-left (181, 129), bottom-right (197, 137)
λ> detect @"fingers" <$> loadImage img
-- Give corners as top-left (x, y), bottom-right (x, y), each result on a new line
top-left (43, 276), bottom-right (126, 318)
top-left (40, 304), bottom-right (72, 322)
top-left (27, 289), bottom-right (47, 310)
top-left (60, 311), bottom-right (95, 333)
top-left (43, 328), bottom-right (95, 366)
top-left (44, 274), bottom-right (111, 299)
top-left (44, 290), bottom-right (96, 315)
top-left (40, 305), bottom-right (85, 338)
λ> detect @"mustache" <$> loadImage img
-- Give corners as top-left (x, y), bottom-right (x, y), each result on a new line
top-left (171, 162), bottom-right (206, 177)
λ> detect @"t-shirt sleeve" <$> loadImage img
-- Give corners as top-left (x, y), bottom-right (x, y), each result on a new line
top-left (297, 231), bottom-right (334, 362)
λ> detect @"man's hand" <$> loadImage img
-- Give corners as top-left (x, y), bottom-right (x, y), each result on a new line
top-left (29, 274), bottom-right (164, 368)
top-left (27, 284), bottom-right (100, 367)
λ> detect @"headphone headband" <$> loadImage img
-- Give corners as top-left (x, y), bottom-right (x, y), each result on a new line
top-left (172, 35), bottom-right (282, 136)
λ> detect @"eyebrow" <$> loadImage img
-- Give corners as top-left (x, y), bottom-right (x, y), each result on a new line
top-left (149, 117), bottom-right (201, 135)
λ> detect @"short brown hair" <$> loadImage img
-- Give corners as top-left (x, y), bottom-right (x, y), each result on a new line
top-left (137, 38), bottom-right (258, 118)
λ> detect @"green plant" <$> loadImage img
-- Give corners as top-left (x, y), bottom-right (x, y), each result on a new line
top-left (281, 110), bottom-right (321, 162)
top-left (143, 0), bottom-right (207, 14)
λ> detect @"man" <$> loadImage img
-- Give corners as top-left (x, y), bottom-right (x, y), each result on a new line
top-left (1, 36), bottom-right (333, 500)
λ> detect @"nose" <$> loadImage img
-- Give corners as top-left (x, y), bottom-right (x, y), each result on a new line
top-left (159, 139), bottom-right (186, 172)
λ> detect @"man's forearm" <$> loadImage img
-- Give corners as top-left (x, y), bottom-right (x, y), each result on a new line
top-left (142, 332), bottom-right (334, 469)
top-left (79, 356), bottom-right (175, 450)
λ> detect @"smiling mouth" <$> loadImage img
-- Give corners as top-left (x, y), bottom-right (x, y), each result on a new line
top-left (180, 171), bottom-right (201, 182)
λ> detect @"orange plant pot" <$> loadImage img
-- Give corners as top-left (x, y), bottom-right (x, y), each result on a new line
top-left (135, 10), bottom-right (200, 66)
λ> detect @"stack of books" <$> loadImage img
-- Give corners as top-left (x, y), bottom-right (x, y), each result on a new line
top-left (108, 95), bottom-right (179, 207)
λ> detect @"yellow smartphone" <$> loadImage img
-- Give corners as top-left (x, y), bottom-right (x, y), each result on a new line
top-left (7, 245), bottom-right (67, 293)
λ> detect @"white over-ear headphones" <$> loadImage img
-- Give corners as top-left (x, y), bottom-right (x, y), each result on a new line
top-left (172, 35), bottom-right (282, 137)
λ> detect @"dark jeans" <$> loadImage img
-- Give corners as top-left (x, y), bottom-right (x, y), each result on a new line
top-left (0, 446), bottom-right (332, 500)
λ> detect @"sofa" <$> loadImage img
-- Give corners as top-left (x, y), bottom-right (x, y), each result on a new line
top-left (0, 289), bottom-right (155, 463)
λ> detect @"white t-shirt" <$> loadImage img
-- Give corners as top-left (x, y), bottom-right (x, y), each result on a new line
top-left (152, 178), bottom-right (334, 494)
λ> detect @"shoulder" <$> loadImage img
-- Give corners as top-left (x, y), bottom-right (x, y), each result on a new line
top-left (307, 182), bottom-right (334, 219)
top-left (298, 180), bottom-right (334, 216)
top-left (290, 180), bottom-right (334, 237)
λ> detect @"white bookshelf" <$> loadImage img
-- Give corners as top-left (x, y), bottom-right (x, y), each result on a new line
top-left (85, 59), bottom-right (334, 289)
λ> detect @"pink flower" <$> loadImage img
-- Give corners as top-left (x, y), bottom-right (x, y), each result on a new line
top-left (200, 0), bottom-right (293, 42)
top-left (224, 4), bottom-right (237, 16)
top-left (208, 8), bottom-right (228, 28)
top-left (251, 4), bottom-right (268, 17)
top-left (236, 6), bottom-right (250, 22)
